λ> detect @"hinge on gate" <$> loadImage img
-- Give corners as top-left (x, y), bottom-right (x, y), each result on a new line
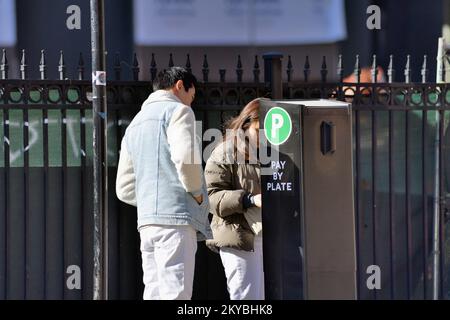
top-left (444, 194), bottom-right (450, 223)
top-left (444, 207), bottom-right (450, 224)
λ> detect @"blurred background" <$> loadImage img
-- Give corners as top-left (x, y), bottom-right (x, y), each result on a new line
top-left (0, 0), bottom-right (445, 81)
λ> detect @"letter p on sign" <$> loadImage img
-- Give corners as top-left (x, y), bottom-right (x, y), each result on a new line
top-left (271, 114), bottom-right (284, 139)
top-left (264, 107), bottom-right (292, 145)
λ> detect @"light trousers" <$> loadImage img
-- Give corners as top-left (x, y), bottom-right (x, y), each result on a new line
top-left (139, 224), bottom-right (197, 300)
top-left (219, 234), bottom-right (265, 300)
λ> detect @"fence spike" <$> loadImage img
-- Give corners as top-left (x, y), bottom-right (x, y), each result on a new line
top-left (20, 49), bottom-right (27, 80)
top-left (77, 52), bottom-right (85, 80)
top-left (0, 49), bottom-right (8, 79)
top-left (1, 49), bottom-right (6, 65)
top-left (321, 56), bottom-right (328, 82)
top-left (132, 52), bottom-right (140, 81)
top-left (185, 54), bottom-right (192, 73)
top-left (219, 69), bottom-right (226, 82)
top-left (421, 54), bottom-right (428, 83)
top-left (441, 54), bottom-right (446, 82)
top-left (237, 54), bottom-right (243, 69)
top-left (404, 54), bottom-right (411, 84)
top-left (236, 55), bottom-right (243, 82)
top-left (150, 53), bottom-right (157, 82)
top-left (39, 49), bottom-right (47, 80)
top-left (337, 54), bottom-right (343, 82)
top-left (58, 50), bottom-right (66, 80)
top-left (387, 54), bottom-right (395, 83)
top-left (354, 54), bottom-right (360, 83)
top-left (371, 54), bottom-right (378, 83)
top-left (114, 52), bottom-right (121, 80)
top-left (253, 55), bottom-right (260, 83)
top-left (202, 54), bottom-right (209, 82)
top-left (168, 53), bottom-right (174, 68)
top-left (286, 55), bottom-right (293, 82)
top-left (304, 55), bottom-right (310, 82)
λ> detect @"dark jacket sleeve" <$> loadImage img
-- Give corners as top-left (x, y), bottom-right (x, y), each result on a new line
top-left (204, 159), bottom-right (246, 218)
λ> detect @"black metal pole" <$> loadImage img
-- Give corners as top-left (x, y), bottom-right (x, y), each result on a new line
top-left (90, 0), bottom-right (108, 300)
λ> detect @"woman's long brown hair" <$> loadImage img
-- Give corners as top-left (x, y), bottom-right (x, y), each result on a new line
top-left (223, 98), bottom-right (261, 161)
top-left (224, 98), bottom-right (260, 135)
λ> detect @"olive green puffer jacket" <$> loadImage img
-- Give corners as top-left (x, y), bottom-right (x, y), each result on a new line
top-left (204, 142), bottom-right (261, 252)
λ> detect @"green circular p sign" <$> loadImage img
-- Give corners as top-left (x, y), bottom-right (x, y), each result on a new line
top-left (264, 107), bottom-right (292, 145)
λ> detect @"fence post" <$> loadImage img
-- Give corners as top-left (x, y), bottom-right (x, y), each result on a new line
top-left (263, 52), bottom-right (283, 99)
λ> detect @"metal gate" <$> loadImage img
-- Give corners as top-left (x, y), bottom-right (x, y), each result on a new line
top-left (0, 50), bottom-right (448, 299)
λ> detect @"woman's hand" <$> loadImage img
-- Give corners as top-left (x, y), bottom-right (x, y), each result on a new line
top-left (253, 194), bottom-right (262, 208)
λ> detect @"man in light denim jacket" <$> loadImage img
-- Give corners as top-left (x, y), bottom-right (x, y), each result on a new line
top-left (116, 67), bottom-right (211, 300)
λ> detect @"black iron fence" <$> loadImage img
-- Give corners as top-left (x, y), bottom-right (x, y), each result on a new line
top-left (0, 49), bottom-right (449, 299)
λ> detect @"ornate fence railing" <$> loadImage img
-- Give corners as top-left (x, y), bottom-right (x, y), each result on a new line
top-left (0, 49), bottom-right (449, 299)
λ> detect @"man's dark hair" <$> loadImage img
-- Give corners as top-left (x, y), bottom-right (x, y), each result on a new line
top-left (153, 66), bottom-right (197, 92)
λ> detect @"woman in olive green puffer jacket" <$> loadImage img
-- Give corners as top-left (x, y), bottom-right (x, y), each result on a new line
top-left (204, 98), bottom-right (264, 300)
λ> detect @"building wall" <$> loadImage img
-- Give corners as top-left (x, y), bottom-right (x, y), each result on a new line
top-left (11, 0), bottom-right (133, 80)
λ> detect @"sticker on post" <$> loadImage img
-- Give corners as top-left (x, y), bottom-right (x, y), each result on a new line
top-left (92, 71), bottom-right (106, 86)
top-left (264, 107), bottom-right (292, 146)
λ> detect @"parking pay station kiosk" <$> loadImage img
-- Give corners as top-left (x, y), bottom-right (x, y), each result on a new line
top-left (260, 99), bottom-right (357, 300)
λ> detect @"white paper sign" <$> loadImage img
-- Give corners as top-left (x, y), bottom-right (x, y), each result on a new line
top-left (134, 0), bottom-right (347, 46)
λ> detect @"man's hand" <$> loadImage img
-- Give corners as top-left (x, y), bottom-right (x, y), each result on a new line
top-left (194, 194), bottom-right (203, 205)
top-left (253, 194), bottom-right (262, 208)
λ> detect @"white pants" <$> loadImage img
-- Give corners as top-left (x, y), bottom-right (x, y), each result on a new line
top-left (139, 224), bottom-right (197, 300)
top-left (219, 235), bottom-right (265, 300)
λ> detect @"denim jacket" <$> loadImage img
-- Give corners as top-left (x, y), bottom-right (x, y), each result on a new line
top-left (116, 90), bottom-right (212, 240)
